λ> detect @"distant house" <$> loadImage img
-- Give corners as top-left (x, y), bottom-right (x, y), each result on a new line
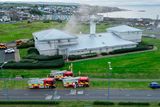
top-left (0, 15), bottom-right (11, 22)
top-left (107, 25), bottom-right (143, 42)
top-left (33, 16), bottom-right (142, 56)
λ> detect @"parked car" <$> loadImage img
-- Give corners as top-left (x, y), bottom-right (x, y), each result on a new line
top-left (4, 48), bottom-right (15, 54)
top-left (149, 82), bottom-right (160, 89)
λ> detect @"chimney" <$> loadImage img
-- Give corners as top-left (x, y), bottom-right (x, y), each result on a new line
top-left (90, 15), bottom-right (96, 36)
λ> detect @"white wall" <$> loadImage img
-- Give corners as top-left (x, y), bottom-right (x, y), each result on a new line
top-left (113, 31), bottom-right (142, 43)
top-left (68, 44), bottom-right (137, 55)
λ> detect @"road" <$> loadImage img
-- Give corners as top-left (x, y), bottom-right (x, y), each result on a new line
top-left (1, 89), bottom-right (160, 102)
top-left (0, 49), bottom-right (15, 63)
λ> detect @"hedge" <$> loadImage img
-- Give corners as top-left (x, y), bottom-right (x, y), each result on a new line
top-left (3, 58), bottom-right (64, 69)
top-left (118, 102), bottom-right (150, 106)
top-left (68, 53), bottom-right (97, 60)
top-left (0, 101), bottom-right (59, 105)
top-left (24, 54), bottom-right (63, 61)
top-left (68, 55), bottom-right (82, 60)
top-left (27, 47), bottom-right (39, 55)
top-left (93, 101), bottom-right (114, 105)
top-left (101, 52), bottom-right (108, 56)
top-left (109, 45), bottom-right (153, 55)
top-left (17, 42), bottom-right (34, 49)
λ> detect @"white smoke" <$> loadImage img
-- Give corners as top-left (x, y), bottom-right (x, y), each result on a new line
top-left (63, 5), bottom-right (91, 34)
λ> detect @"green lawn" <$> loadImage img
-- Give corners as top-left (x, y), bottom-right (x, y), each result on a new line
top-left (0, 21), bottom-right (66, 42)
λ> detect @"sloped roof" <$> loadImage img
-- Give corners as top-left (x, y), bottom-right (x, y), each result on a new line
top-left (107, 25), bottom-right (142, 32)
top-left (33, 29), bottom-right (77, 41)
top-left (62, 32), bottom-right (137, 52)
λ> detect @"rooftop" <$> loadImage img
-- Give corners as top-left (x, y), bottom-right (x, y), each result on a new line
top-left (107, 25), bottom-right (142, 32)
top-left (63, 32), bottom-right (137, 52)
top-left (33, 29), bottom-right (77, 41)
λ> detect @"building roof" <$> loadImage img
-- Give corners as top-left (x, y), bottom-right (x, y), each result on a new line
top-left (33, 29), bottom-right (77, 41)
top-left (107, 25), bottom-right (142, 32)
top-left (62, 32), bottom-right (137, 52)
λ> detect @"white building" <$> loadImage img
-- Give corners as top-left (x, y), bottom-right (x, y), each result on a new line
top-left (33, 16), bottom-right (142, 56)
top-left (0, 15), bottom-right (11, 22)
top-left (33, 29), bottom-right (78, 56)
top-left (107, 25), bottom-right (143, 43)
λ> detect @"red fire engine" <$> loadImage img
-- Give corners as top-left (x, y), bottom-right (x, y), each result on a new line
top-left (28, 78), bottom-right (56, 89)
top-left (50, 70), bottom-right (73, 80)
top-left (62, 77), bottom-right (89, 88)
top-left (0, 43), bottom-right (7, 49)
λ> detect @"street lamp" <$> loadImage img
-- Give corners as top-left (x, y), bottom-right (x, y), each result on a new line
top-left (0, 62), bottom-right (7, 69)
top-left (107, 62), bottom-right (112, 99)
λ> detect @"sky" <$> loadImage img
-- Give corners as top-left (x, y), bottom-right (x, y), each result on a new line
top-left (1, 0), bottom-right (160, 6)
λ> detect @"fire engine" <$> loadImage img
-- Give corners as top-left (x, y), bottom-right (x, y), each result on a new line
top-left (28, 78), bottom-right (56, 89)
top-left (62, 77), bottom-right (89, 88)
top-left (0, 43), bottom-right (7, 49)
top-left (16, 40), bottom-right (23, 46)
top-left (50, 70), bottom-right (73, 80)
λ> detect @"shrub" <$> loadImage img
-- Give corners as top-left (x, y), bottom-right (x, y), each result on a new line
top-left (93, 101), bottom-right (114, 105)
top-left (20, 59), bottom-right (37, 63)
top-left (68, 53), bottom-right (97, 60)
top-left (81, 53), bottom-right (97, 58)
top-left (24, 54), bottom-right (63, 61)
top-left (27, 47), bottom-right (39, 55)
top-left (0, 101), bottom-right (60, 105)
top-left (101, 52), bottom-right (108, 56)
top-left (68, 55), bottom-right (82, 60)
top-left (118, 102), bottom-right (150, 106)
top-left (3, 58), bottom-right (64, 69)
top-left (17, 41), bottom-right (34, 49)
top-left (109, 45), bottom-right (153, 55)
top-left (43, 20), bottom-right (50, 23)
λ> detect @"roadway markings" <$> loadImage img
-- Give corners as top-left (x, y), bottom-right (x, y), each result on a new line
top-left (77, 90), bottom-right (84, 95)
top-left (69, 90), bottom-right (85, 95)
top-left (53, 95), bottom-right (61, 100)
top-left (45, 95), bottom-right (53, 100)
top-left (125, 94), bottom-right (130, 97)
top-left (147, 94), bottom-right (151, 97)
top-left (24, 93), bottom-right (29, 96)
top-left (69, 89), bottom-right (77, 95)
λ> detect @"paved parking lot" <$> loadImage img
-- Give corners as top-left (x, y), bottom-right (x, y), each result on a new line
top-left (0, 49), bottom-right (15, 63)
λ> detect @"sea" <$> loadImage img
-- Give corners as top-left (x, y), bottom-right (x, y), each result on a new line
top-left (98, 5), bottom-right (160, 19)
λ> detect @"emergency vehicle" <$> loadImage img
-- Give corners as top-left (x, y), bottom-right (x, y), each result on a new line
top-left (50, 70), bottom-right (73, 80)
top-left (62, 77), bottom-right (89, 88)
top-left (0, 43), bottom-right (7, 49)
top-left (16, 40), bottom-right (23, 46)
top-left (28, 78), bottom-right (56, 89)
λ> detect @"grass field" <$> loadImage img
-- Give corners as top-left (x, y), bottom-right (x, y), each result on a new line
top-left (0, 21), bottom-right (65, 42)
top-left (1, 21), bottom-right (160, 80)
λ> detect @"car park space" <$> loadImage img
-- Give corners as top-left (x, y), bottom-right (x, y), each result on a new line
top-left (0, 49), bottom-right (15, 63)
